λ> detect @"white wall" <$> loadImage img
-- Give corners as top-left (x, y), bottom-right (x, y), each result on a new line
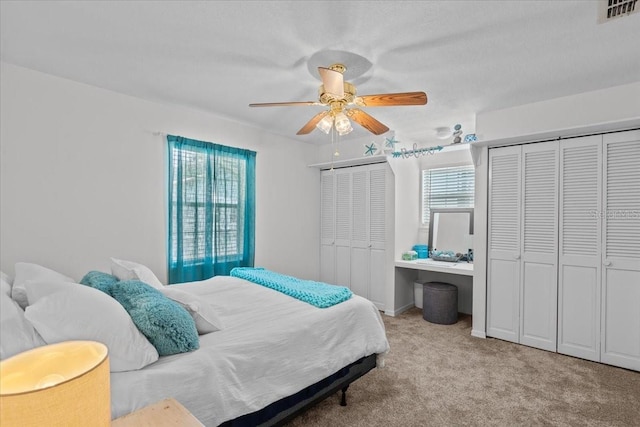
top-left (388, 156), bottom-right (419, 314)
top-left (476, 81), bottom-right (640, 142)
top-left (0, 63), bottom-right (320, 283)
top-left (316, 133), bottom-right (386, 163)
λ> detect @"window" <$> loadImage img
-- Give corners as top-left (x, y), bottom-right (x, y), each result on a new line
top-left (421, 165), bottom-right (475, 226)
top-left (168, 135), bottom-right (256, 283)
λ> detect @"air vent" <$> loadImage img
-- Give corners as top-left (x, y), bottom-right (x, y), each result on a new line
top-left (598, 0), bottom-right (638, 23)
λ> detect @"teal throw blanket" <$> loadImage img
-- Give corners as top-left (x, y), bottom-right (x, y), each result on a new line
top-left (230, 267), bottom-right (352, 308)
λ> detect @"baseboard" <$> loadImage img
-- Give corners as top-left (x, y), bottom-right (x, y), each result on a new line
top-left (384, 303), bottom-right (415, 317)
top-left (471, 329), bottom-right (486, 339)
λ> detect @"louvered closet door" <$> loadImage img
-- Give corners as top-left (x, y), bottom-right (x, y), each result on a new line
top-left (368, 165), bottom-right (387, 310)
top-left (519, 142), bottom-right (559, 352)
top-left (350, 168), bottom-right (370, 299)
top-left (601, 131), bottom-right (640, 371)
top-left (558, 136), bottom-right (602, 361)
top-left (320, 171), bottom-right (336, 284)
top-left (334, 169), bottom-right (352, 288)
top-left (487, 146), bottom-right (522, 343)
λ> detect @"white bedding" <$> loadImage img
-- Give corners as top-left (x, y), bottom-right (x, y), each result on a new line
top-left (110, 276), bottom-right (390, 426)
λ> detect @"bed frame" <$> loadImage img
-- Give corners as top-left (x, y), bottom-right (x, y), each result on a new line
top-left (220, 353), bottom-right (378, 426)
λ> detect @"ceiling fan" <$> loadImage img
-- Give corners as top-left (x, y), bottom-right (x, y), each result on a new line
top-left (249, 63), bottom-right (428, 136)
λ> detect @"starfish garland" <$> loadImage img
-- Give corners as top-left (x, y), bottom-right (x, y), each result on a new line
top-left (385, 136), bottom-right (398, 148)
top-left (364, 142), bottom-right (377, 156)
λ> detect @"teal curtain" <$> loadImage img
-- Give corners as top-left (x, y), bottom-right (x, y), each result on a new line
top-left (167, 135), bottom-right (256, 283)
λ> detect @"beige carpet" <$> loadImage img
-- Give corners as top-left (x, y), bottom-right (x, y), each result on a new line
top-left (287, 308), bottom-right (640, 426)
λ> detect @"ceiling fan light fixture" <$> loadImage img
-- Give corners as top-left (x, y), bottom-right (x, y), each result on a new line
top-left (249, 62), bottom-right (427, 137)
top-left (316, 115), bottom-right (334, 134)
top-left (334, 112), bottom-right (353, 135)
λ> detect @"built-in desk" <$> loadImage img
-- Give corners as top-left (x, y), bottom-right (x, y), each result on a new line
top-left (395, 259), bottom-right (474, 276)
top-left (393, 259), bottom-right (474, 316)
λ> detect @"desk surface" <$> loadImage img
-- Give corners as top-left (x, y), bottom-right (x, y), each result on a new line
top-left (395, 259), bottom-right (474, 276)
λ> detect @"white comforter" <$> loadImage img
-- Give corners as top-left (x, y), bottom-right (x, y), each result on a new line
top-left (110, 276), bottom-right (390, 426)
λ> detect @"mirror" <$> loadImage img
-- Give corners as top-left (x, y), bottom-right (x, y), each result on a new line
top-left (428, 208), bottom-right (474, 255)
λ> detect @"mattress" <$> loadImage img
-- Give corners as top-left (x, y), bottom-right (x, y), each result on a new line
top-left (110, 275), bottom-right (390, 426)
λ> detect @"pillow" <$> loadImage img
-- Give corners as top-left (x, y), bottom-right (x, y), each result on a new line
top-left (160, 286), bottom-right (223, 334)
top-left (24, 280), bottom-right (77, 305)
top-left (12, 263), bottom-right (74, 309)
top-left (1, 271), bottom-right (12, 297)
top-left (110, 280), bottom-right (199, 356)
top-left (80, 270), bottom-right (119, 294)
top-left (110, 258), bottom-right (164, 289)
top-left (24, 283), bottom-right (159, 372)
top-left (0, 291), bottom-right (45, 360)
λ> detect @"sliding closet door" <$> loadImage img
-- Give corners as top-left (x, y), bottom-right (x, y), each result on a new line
top-left (320, 171), bottom-right (336, 284)
top-left (368, 165), bottom-right (387, 310)
top-left (350, 168), bottom-right (370, 299)
top-left (557, 136), bottom-right (602, 361)
top-left (334, 169), bottom-right (352, 288)
top-left (601, 130), bottom-right (640, 371)
top-left (487, 146), bottom-right (521, 343)
top-left (350, 164), bottom-right (387, 310)
top-left (519, 142), bottom-right (559, 352)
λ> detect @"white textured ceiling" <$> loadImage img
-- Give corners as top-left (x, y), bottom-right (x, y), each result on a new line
top-left (1, 1), bottom-right (639, 145)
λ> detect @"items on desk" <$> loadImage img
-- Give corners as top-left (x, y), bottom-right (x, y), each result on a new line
top-left (402, 250), bottom-right (418, 261)
top-left (430, 249), bottom-right (463, 262)
top-left (412, 244), bottom-right (429, 259)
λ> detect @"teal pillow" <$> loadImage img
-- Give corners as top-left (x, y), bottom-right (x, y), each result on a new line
top-left (80, 271), bottom-right (119, 294)
top-left (110, 280), bottom-right (199, 356)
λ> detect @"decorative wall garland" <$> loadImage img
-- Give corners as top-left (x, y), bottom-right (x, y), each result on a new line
top-left (361, 127), bottom-right (476, 159)
top-left (392, 144), bottom-right (443, 158)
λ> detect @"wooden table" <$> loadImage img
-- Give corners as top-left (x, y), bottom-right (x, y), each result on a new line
top-left (112, 398), bottom-right (204, 427)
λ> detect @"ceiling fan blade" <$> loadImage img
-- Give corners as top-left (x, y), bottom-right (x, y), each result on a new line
top-left (249, 101), bottom-right (320, 107)
top-left (357, 91), bottom-right (427, 107)
top-left (296, 111), bottom-right (330, 135)
top-left (346, 109), bottom-right (390, 135)
top-left (318, 67), bottom-right (344, 98)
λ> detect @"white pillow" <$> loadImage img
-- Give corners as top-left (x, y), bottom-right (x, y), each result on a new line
top-left (12, 263), bottom-right (74, 309)
top-left (1, 271), bottom-right (12, 297)
top-left (24, 280), bottom-right (76, 305)
top-left (110, 258), bottom-right (164, 289)
top-left (24, 282), bottom-right (159, 372)
top-left (0, 292), bottom-right (45, 360)
top-left (159, 287), bottom-right (223, 334)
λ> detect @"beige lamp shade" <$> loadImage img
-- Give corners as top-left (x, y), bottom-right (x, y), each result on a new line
top-left (0, 340), bottom-right (110, 427)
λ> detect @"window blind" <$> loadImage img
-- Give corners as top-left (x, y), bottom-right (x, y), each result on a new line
top-left (422, 165), bottom-right (475, 226)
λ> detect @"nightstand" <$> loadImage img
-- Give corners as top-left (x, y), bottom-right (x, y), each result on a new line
top-left (112, 398), bottom-right (204, 426)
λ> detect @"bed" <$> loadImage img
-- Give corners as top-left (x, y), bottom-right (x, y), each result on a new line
top-left (111, 275), bottom-right (389, 425)
top-left (1, 264), bottom-right (390, 426)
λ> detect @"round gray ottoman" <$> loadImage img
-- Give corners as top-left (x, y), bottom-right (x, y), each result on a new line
top-left (423, 282), bottom-right (458, 325)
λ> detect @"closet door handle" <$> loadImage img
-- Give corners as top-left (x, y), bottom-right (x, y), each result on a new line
top-left (514, 254), bottom-right (521, 260)
top-left (603, 260), bottom-right (612, 267)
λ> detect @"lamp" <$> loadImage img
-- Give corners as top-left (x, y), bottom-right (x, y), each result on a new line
top-left (0, 341), bottom-right (110, 427)
top-left (317, 111), bottom-right (354, 136)
top-left (334, 112), bottom-right (353, 135)
top-left (316, 115), bottom-right (334, 134)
